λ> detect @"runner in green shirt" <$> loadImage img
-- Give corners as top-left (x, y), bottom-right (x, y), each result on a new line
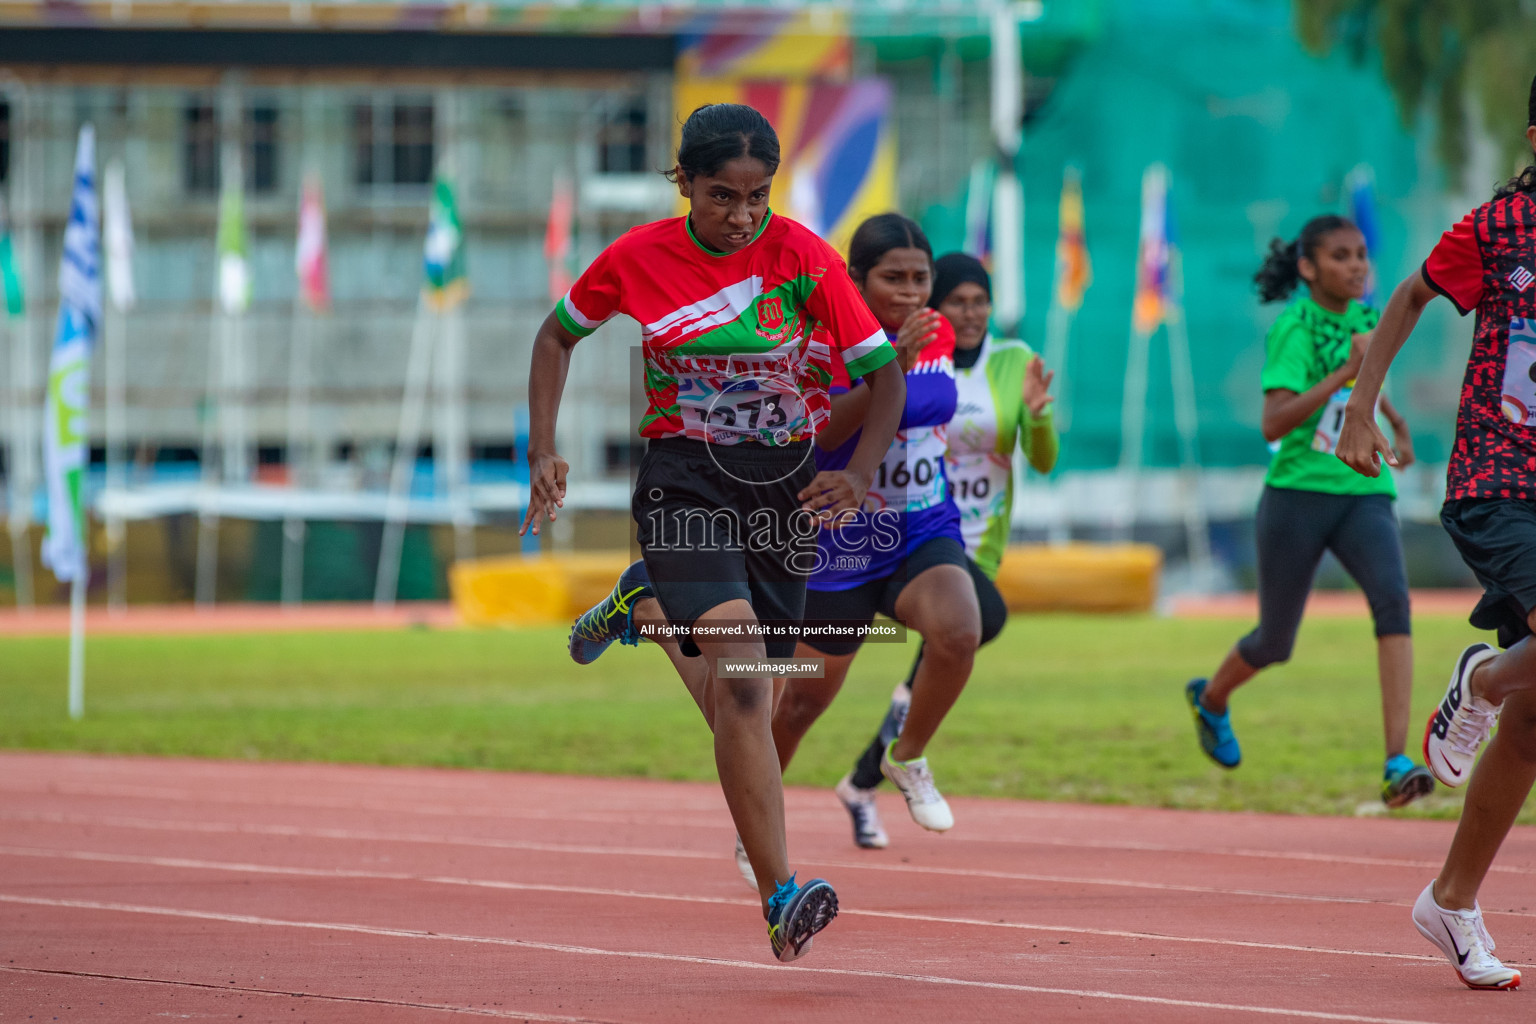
top-left (1183, 214), bottom-right (1434, 808)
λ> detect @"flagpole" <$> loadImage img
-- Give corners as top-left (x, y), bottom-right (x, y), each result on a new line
top-left (989, 0), bottom-right (1024, 338)
top-left (104, 303), bottom-right (126, 612)
top-left (195, 314), bottom-right (222, 607)
top-left (103, 157), bottom-right (135, 615)
top-left (1116, 322), bottom-right (1151, 541)
top-left (1165, 246), bottom-right (1213, 588)
top-left (43, 124), bottom-right (100, 720)
top-left (440, 302), bottom-right (473, 565)
top-left (281, 298), bottom-right (311, 607)
top-left (67, 574), bottom-right (85, 718)
top-left (375, 294), bottom-right (435, 608)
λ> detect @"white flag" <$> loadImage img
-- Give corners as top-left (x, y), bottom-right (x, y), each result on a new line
top-left (42, 124), bottom-right (100, 584)
top-left (103, 158), bottom-right (135, 312)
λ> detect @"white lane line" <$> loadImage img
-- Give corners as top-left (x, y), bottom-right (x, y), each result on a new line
top-left (0, 815), bottom-right (1474, 912)
top-left (0, 781), bottom-right (726, 827)
top-left (956, 833), bottom-right (1533, 876)
top-left (0, 964), bottom-right (612, 1022)
top-left (0, 893), bottom-right (1461, 1024)
top-left (0, 845), bottom-right (1477, 965)
top-left (7, 801), bottom-right (1531, 881)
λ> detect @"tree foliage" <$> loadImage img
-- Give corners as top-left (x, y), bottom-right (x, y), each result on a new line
top-left (1295, 0), bottom-right (1536, 175)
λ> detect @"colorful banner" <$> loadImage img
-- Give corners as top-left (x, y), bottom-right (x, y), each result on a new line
top-left (673, 77), bottom-right (896, 256)
top-left (1131, 163), bottom-right (1170, 336)
top-left (42, 125), bottom-right (101, 585)
top-left (216, 151), bottom-right (250, 314)
top-left (544, 175), bottom-right (574, 304)
top-left (296, 172), bottom-right (331, 313)
top-left (675, 9), bottom-right (851, 81)
top-left (1053, 165), bottom-right (1091, 313)
top-left (103, 158), bottom-right (135, 313)
top-left (423, 177), bottom-right (468, 310)
top-left (672, 12), bottom-right (890, 256)
top-left (1346, 164), bottom-right (1379, 306)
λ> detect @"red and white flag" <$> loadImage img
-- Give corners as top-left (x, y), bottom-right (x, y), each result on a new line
top-left (544, 175), bottom-right (574, 303)
top-left (296, 172), bottom-right (330, 313)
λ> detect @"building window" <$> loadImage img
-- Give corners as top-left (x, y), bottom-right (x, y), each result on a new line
top-left (353, 98), bottom-right (435, 187)
top-left (184, 102), bottom-right (219, 193)
top-left (183, 99), bottom-right (281, 195)
top-left (0, 102), bottom-right (10, 187)
top-left (248, 104), bottom-right (280, 194)
top-left (597, 96), bottom-right (648, 175)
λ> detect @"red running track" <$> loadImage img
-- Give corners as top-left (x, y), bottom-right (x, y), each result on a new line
top-left (0, 752), bottom-right (1530, 1023)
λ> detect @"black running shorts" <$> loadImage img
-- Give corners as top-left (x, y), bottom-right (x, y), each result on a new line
top-left (798, 534), bottom-right (969, 656)
top-left (1441, 498), bottom-right (1536, 648)
top-left (632, 436), bottom-right (817, 659)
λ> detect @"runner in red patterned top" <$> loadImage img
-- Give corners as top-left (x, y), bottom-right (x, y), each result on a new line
top-left (1337, 76), bottom-right (1536, 991)
top-left (1421, 198), bottom-right (1536, 499)
top-left (523, 104), bottom-right (905, 964)
top-left (556, 211), bottom-right (894, 446)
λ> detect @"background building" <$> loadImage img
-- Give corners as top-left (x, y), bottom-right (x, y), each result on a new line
top-left (0, 0), bottom-right (1506, 603)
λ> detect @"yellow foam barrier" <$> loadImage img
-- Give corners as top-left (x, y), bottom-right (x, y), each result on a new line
top-left (992, 542), bottom-right (1162, 613)
top-left (449, 552), bottom-right (631, 627)
top-left (450, 542), bottom-right (1162, 626)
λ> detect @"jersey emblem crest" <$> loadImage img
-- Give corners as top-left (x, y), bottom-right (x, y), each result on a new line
top-left (755, 296), bottom-right (792, 340)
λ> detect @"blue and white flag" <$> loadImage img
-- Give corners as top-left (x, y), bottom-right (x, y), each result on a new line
top-left (1346, 165), bottom-right (1381, 306)
top-left (41, 124), bottom-right (101, 584)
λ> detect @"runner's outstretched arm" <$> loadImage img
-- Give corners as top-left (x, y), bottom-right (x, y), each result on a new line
top-left (798, 358), bottom-right (905, 521)
top-left (1336, 274), bottom-right (1436, 477)
top-left (520, 309), bottom-right (579, 537)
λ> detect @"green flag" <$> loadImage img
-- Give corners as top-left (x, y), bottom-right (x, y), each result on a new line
top-left (216, 156), bottom-right (250, 314)
top-left (0, 199), bottom-right (24, 319)
top-left (423, 177), bottom-right (467, 310)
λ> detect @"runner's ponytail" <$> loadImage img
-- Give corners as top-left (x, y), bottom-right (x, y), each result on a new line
top-left (1253, 214), bottom-right (1354, 304)
top-left (1492, 73), bottom-right (1536, 200)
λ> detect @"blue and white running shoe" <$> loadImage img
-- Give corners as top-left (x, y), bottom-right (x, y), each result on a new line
top-left (1185, 678), bottom-right (1240, 768)
top-left (567, 560), bottom-right (651, 665)
top-left (766, 873), bottom-right (838, 963)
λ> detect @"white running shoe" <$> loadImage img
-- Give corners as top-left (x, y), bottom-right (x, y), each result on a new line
top-left (1425, 643), bottom-right (1501, 788)
top-left (834, 772), bottom-right (890, 849)
top-left (1412, 882), bottom-right (1521, 990)
top-left (880, 741), bottom-right (954, 832)
top-left (733, 834), bottom-right (758, 892)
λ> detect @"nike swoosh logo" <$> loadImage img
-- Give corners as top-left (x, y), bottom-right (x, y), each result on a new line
top-left (1434, 751), bottom-right (1464, 778)
top-left (1442, 920), bottom-right (1470, 965)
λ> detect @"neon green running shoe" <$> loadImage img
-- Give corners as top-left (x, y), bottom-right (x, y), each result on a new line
top-left (567, 560), bottom-right (651, 665)
top-left (766, 873), bottom-right (838, 963)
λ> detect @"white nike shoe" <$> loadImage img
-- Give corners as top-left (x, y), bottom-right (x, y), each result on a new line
top-left (880, 741), bottom-right (954, 832)
top-left (834, 772), bottom-right (889, 849)
top-left (733, 834), bottom-right (757, 892)
top-left (1424, 644), bottom-right (1501, 788)
top-left (1412, 882), bottom-right (1521, 990)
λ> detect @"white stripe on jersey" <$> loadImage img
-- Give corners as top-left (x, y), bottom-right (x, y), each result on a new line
top-left (842, 328), bottom-right (889, 366)
top-left (643, 276), bottom-right (764, 347)
top-left (561, 292), bottom-right (610, 331)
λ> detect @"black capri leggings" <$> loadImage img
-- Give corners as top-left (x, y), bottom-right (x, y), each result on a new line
top-left (1236, 485), bottom-right (1411, 670)
top-left (848, 556), bottom-right (1008, 789)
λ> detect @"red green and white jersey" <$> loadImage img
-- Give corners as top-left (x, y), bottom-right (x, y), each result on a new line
top-left (555, 211), bottom-right (895, 446)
